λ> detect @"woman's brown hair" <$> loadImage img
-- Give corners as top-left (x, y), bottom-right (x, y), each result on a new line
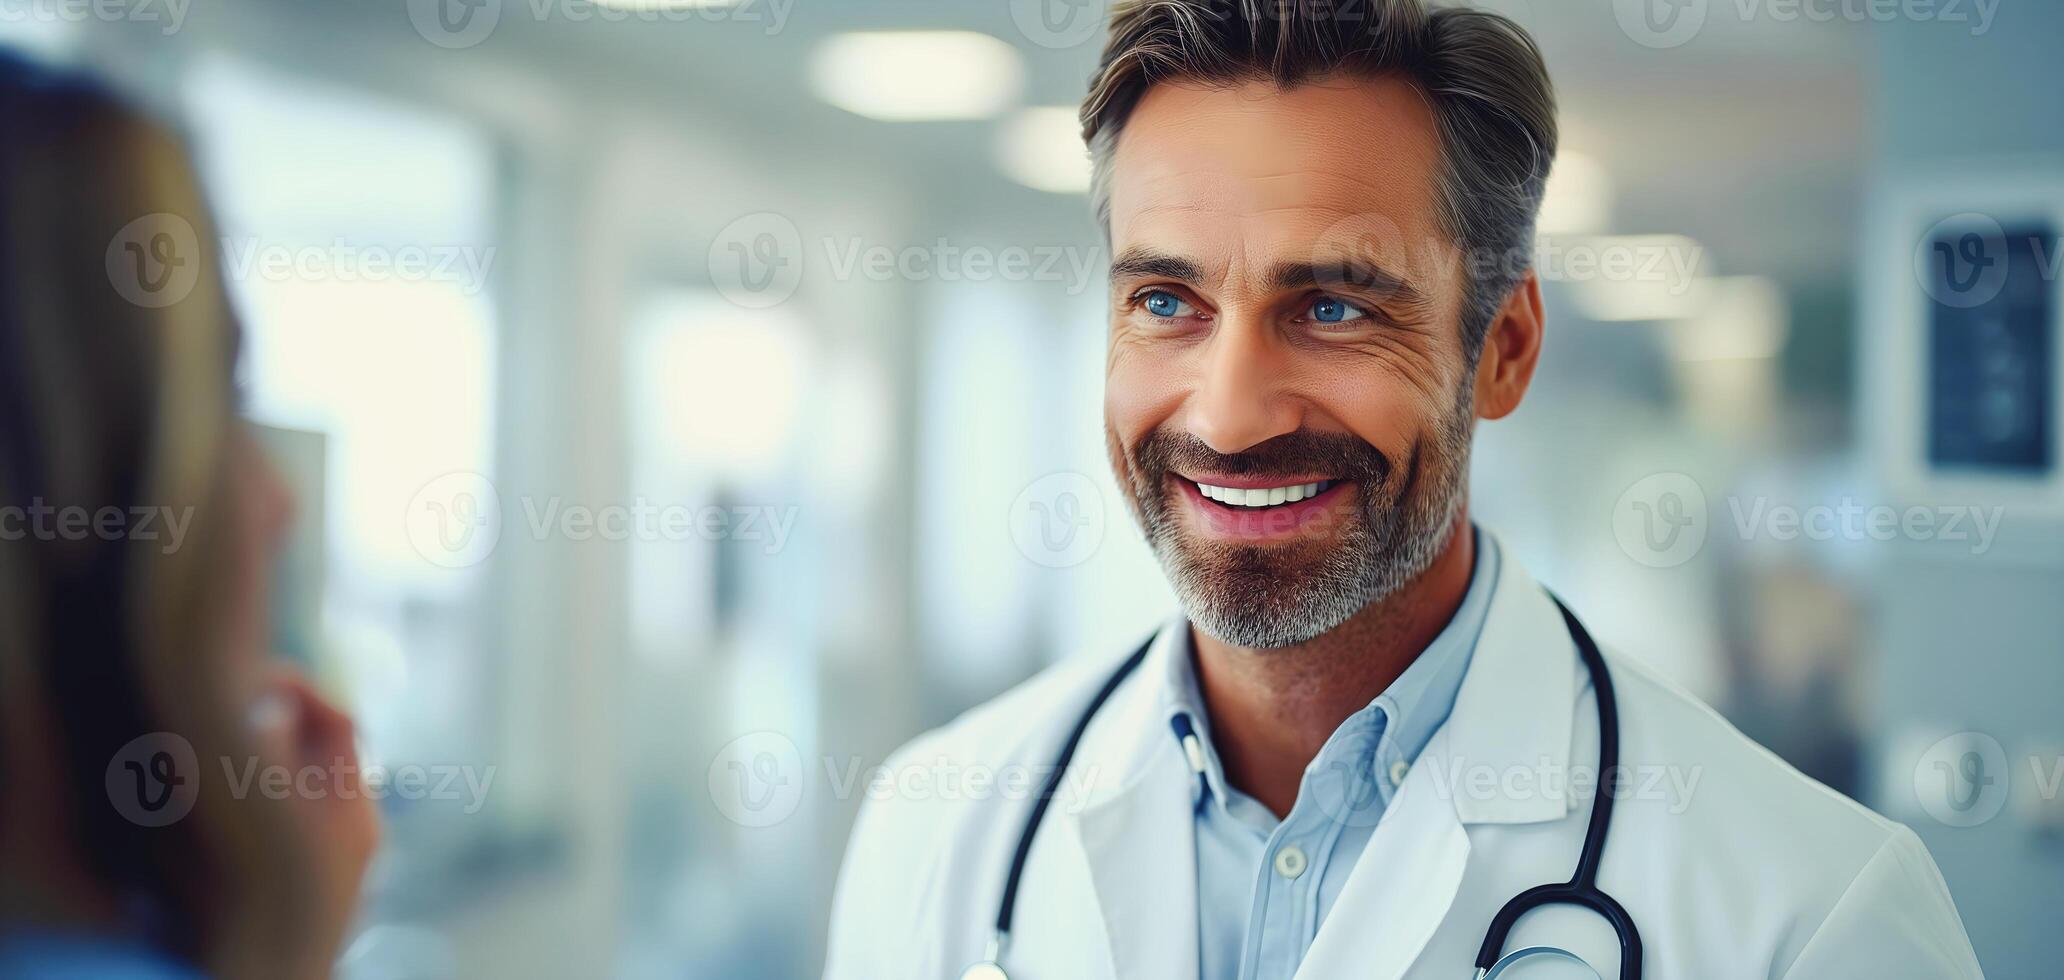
top-left (0, 53), bottom-right (327, 975)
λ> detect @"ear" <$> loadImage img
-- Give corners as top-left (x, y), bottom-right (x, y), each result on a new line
top-left (1471, 271), bottom-right (1544, 421)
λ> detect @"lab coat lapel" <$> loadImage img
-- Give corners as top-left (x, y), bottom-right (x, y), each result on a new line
top-left (1440, 544), bottom-right (1582, 826)
top-left (1062, 618), bottom-right (1199, 980)
top-left (1296, 543), bottom-right (1583, 979)
top-left (1294, 734), bottom-right (1472, 980)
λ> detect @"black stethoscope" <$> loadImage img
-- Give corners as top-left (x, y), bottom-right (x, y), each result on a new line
top-left (960, 595), bottom-right (1642, 980)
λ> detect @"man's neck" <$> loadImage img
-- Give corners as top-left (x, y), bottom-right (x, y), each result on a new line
top-left (1190, 512), bottom-right (1476, 818)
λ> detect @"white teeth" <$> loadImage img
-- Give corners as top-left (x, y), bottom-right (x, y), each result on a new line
top-left (1194, 480), bottom-right (1334, 508)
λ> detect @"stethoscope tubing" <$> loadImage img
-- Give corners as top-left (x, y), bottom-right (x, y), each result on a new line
top-left (1472, 595), bottom-right (1642, 979)
top-left (988, 637), bottom-right (1154, 952)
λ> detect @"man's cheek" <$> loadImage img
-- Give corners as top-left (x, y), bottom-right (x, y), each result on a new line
top-left (1104, 371), bottom-right (1177, 452)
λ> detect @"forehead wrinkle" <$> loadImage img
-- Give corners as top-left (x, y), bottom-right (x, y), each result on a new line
top-left (1123, 172), bottom-right (1439, 251)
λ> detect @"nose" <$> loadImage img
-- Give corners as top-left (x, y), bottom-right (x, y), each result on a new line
top-left (1184, 316), bottom-right (1301, 455)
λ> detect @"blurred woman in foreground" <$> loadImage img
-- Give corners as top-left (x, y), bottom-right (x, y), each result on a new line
top-left (0, 53), bottom-right (378, 978)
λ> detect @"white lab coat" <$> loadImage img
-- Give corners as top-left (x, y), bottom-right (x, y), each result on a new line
top-left (824, 542), bottom-right (1985, 979)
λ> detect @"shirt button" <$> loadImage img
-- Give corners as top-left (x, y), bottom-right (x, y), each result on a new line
top-left (1273, 845), bottom-right (1309, 879)
top-left (1389, 760), bottom-right (1411, 787)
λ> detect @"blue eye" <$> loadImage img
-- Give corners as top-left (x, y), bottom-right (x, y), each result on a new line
top-left (1308, 296), bottom-right (1368, 324)
top-left (1140, 289), bottom-right (1193, 318)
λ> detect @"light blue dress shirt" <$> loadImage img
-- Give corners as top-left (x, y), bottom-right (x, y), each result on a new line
top-left (1163, 526), bottom-right (1500, 980)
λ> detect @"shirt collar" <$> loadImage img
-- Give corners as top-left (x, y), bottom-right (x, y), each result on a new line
top-left (1161, 524), bottom-right (1501, 808)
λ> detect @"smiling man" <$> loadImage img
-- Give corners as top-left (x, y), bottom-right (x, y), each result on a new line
top-left (824, 2), bottom-right (1982, 978)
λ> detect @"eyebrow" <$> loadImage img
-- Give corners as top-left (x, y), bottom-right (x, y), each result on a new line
top-left (1109, 249), bottom-right (1205, 285)
top-left (1270, 259), bottom-right (1426, 309)
top-left (1110, 247), bottom-right (1428, 311)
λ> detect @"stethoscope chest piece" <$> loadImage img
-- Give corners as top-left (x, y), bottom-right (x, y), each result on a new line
top-left (1481, 945), bottom-right (1602, 979)
top-left (958, 961), bottom-right (1009, 980)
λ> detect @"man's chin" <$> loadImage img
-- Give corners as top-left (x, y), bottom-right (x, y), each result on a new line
top-left (1179, 588), bottom-right (1364, 650)
top-left (1160, 545), bottom-right (1370, 649)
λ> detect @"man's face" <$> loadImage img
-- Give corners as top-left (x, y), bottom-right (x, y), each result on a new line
top-left (1103, 75), bottom-right (1479, 649)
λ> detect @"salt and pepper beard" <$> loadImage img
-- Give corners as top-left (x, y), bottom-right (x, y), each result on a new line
top-left (1112, 385), bottom-right (1475, 649)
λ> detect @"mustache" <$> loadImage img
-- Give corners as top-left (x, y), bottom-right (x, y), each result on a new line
top-left (1133, 429), bottom-right (1391, 487)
